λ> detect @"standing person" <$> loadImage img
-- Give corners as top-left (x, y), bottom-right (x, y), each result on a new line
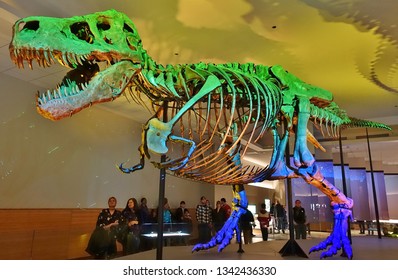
top-left (181, 208), bottom-right (193, 245)
top-left (357, 220), bottom-right (366, 234)
top-left (196, 196), bottom-right (212, 243)
top-left (138, 197), bottom-right (152, 251)
top-left (270, 202), bottom-right (276, 233)
top-left (131, 197), bottom-right (141, 221)
top-left (212, 200), bottom-right (226, 234)
top-left (182, 208), bottom-right (193, 231)
top-left (220, 198), bottom-right (232, 220)
top-left (257, 203), bottom-right (270, 241)
top-left (175, 202), bottom-right (190, 245)
top-left (162, 198), bottom-right (172, 224)
top-left (282, 205), bottom-right (288, 232)
top-left (175, 201), bottom-right (186, 222)
top-left (86, 196), bottom-right (123, 259)
top-left (293, 199), bottom-right (307, 239)
top-left (121, 198), bottom-right (140, 255)
top-left (274, 200), bottom-right (286, 234)
top-left (139, 197), bottom-right (151, 224)
top-left (239, 209), bottom-right (254, 244)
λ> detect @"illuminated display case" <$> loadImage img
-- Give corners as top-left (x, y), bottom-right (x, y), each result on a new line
top-left (140, 222), bottom-right (192, 237)
top-left (140, 222), bottom-right (192, 246)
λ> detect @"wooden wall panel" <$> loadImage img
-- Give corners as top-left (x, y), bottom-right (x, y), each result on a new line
top-left (0, 209), bottom-right (98, 260)
top-left (0, 230), bottom-right (34, 259)
top-left (31, 229), bottom-right (70, 260)
top-left (0, 208), bottom-right (200, 259)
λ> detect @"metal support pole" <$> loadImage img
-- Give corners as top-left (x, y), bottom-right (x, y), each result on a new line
top-left (366, 128), bottom-right (382, 239)
top-left (279, 120), bottom-right (308, 258)
top-left (156, 102), bottom-right (168, 260)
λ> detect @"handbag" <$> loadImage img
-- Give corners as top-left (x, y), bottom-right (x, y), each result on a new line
top-left (85, 227), bottom-right (110, 256)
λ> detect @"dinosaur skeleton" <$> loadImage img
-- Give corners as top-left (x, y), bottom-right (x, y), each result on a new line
top-left (9, 10), bottom-right (391, 259)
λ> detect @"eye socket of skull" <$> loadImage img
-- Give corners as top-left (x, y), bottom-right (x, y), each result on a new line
top-left (70, 22), bottom-right (94, 44)
top-left (97, 22), bottom-right (110, 31)
top-left (20, 20), bottom-right (40, 32)
top-left (123, 23), bottom-right (140, 51)
top-left (123, 23), bottom-right (135, 34)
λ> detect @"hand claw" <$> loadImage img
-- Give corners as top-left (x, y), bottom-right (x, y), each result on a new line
top-left (118, 163), bottom-right (131, 174)
top-left (117, 163), bottom-right (126, 173)
top-left (117, 159), bottom-right (144, 173)
top-left (151, 161), bottom-right (162, 169)
top-left (151, 161), bottom-right (173, 169)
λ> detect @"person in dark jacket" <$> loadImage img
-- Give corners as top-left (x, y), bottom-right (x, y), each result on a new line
top-left (293, 199), bottom-right (307, 239)
top-left (175, 201), bottom-right (186, 222)
top-left (86, 196), bottom-right (123, 259)
top-left (212, 200), bottom-right (226, 234)
top-left (273, 200), bottom-right (286, 234)
top-left (240, 209), bottom-right (255, 244)
top-left (121, 198), bottom-right (141, 255)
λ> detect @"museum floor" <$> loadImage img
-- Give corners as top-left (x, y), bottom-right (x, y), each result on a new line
top-left (117, 229), bottom-right (398, 260)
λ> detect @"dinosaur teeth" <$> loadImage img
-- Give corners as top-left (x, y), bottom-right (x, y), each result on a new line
top-left (44, 50), bottom-right (51, 64)
top-left (62, 52), bottom-right (68, 64)
top-left (38, 86), bottom-right (75, 105)
top-left (67, 53), bottom-right (76, 65)
top-left (37, 91), bottom-right (43, 105)
top-left (38, 92), bottom-right (45, 105)
top-left (76, 55), bottom-right (83, 65)
top-left (16, 55), bottom-right (24, 69)
top-left (13, 47), bottom-right (102, 70)
top-left (53, 90), bottom-right (59, 99)
top-left (47, 90), bottom-right (52, 101)
top-left (49, 51), bottom-right (56, 63)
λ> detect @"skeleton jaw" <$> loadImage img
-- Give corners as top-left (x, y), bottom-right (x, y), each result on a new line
top-left (36, 60), bottom-right (139, 120)
top-left (10, 45), bottom-right (139, 120)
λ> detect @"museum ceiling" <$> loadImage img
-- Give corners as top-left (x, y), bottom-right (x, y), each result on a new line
top-left (0, 0), bottom-right (397, 169)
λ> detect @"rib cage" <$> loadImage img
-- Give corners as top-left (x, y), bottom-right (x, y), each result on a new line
top-left (127, 61), bottom-right (391, 185)
top-left (145, 62), bottom-right (283, 184)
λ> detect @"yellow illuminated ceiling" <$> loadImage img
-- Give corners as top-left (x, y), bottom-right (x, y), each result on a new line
top-left (0, 0), bottom-right (397, 190)
top-left (0, 0), bottom-right (397, 121)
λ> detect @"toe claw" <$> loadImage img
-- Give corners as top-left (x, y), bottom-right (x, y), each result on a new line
top-left (309, 206), bottom-right (353, 259)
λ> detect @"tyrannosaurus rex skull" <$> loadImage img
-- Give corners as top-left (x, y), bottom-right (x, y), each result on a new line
top-left (9, 9), bottom-right (143, 120)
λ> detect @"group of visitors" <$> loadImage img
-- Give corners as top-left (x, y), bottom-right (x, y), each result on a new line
top-left (195, 196), bottom-right (232, 244)
top-left (85, 194), bottom-right (309, 259)
top-left (270, 200), bottom-right (288, 234)
top-left (85, 196), bottom-right (193, 259)
top-left (259, 199), bottom-right (308, 240)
